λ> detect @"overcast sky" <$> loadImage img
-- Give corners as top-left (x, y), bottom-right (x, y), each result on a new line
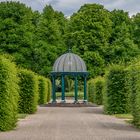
top-left (0, 0), bottom-right (140, 16)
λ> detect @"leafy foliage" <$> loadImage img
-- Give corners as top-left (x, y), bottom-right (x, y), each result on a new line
top-left (0, 1), bottom-right (35, 69)
top-left (87, 79), bottom-right (94, 103)
top-left (67, 4), bottom-right (112, 78)
top-left (38, 76), bottom-right (48, 105)
top-left (132, 13), bottom-right (140, 48)
top-left (130, 65), bottom-right (140, 126)
top-left (88, 77), bottom-right (104, 105)
top-left (0, 56), bottom-right (19, 131)
top-left (0, 2), bottom-right (67, 76)
top-left (46, 78), bottom-right (52, 102)
top-left (104, 65), bottom-right (131, 114)
top-left (32, 5), bottom-right (67, 76)
top-left (0, 2), bottom-right (140, 78)
top-left (94, 77), bottom-right (105, 105)
top-left (106, 10), bottom-right (140, 64)
top-left (18, 69), bottom-right (38, 114)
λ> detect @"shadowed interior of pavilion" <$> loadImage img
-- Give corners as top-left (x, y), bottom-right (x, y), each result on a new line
top-left (50, 49), bottom-right (90, 106)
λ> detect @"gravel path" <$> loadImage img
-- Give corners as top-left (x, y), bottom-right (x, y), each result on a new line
top-left (0, 106), bottom-right (140, 140)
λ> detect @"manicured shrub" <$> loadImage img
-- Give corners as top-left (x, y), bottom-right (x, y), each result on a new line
top-left (18, 69), bottom-right (38, 114)
top-left (94, 77), bottom-right (105, 105)
top-left (104, 65), bottom-right (131, 114)
top-left (87, 79), bottom-right (94, 103)
top-left (38, 76), bottom-right (48, 105)
top-left (0, 56), bottom-right (19, 131)
top-left (46, 79), bottom-right (52, 103)
top-left (130, 65), bottom-right (140, 126)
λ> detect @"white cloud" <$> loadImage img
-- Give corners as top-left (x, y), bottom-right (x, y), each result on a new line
top-left (105, 1), bottom-right (126, 9)
top-left (43, 0), bottom-right (140, 16)
top-left (102, 0), bottom-right (140, 16)
top-left (46, 0), bottom-right (93, 15)
top-left (0, 0), bottom-right (140, 16)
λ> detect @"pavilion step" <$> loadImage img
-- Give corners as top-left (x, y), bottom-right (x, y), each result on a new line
top-left (40, 102), bottom-right (97, 107)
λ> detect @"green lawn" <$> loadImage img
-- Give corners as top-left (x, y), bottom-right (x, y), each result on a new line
top-left (114, 114), bottom-right (133, 119)
top-left (56, 91), bottom-right (84, 99)
top-left (18, 114), bottom-right (28, 119)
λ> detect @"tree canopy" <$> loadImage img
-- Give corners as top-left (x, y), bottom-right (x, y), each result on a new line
top-left (0, 1), bottom-right (140, 78)
top-left (66, 4), bottom-right (112, 77)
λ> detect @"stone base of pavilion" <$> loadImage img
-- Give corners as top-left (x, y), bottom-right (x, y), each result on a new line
top-left (42, 99), bottom-right (97, 107)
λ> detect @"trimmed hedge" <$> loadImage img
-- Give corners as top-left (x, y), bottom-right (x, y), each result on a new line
top-left (38, 76), bottom-right (48, 105)
top-left (94, 77), bottom-right (105, 105)
top-left (130, 66), bottom-right (140, 126)
top-left (18, 69), bottom-right (38, 114)
top-left (46, 79), bottom-right (52, 103)
top-left (104, 65), bottom-right (131, 114)
top-left (0, 56), bottom-right (19, 131)
top-left (87, 79), bottom-right (94, 103)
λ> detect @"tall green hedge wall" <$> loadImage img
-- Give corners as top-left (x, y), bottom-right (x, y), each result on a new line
top-left (38, 76), bottom-right (48, 105)
top-left (47, 79), bottom-right (52, 102)
top-left (94, 77), bottom-right (104, 105)
top-left (18, 69), bottom-right (38, 114)
top-left (87, 79), bottom-right (94, 103)
top-left (104, 65), bottom-right (131, 114)
top-left (0, 55), bottom-right (52, 131)
top-left (0, 56), bottom-right (19, 131)
top-left (130, 65), bottom-right (140, 126)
